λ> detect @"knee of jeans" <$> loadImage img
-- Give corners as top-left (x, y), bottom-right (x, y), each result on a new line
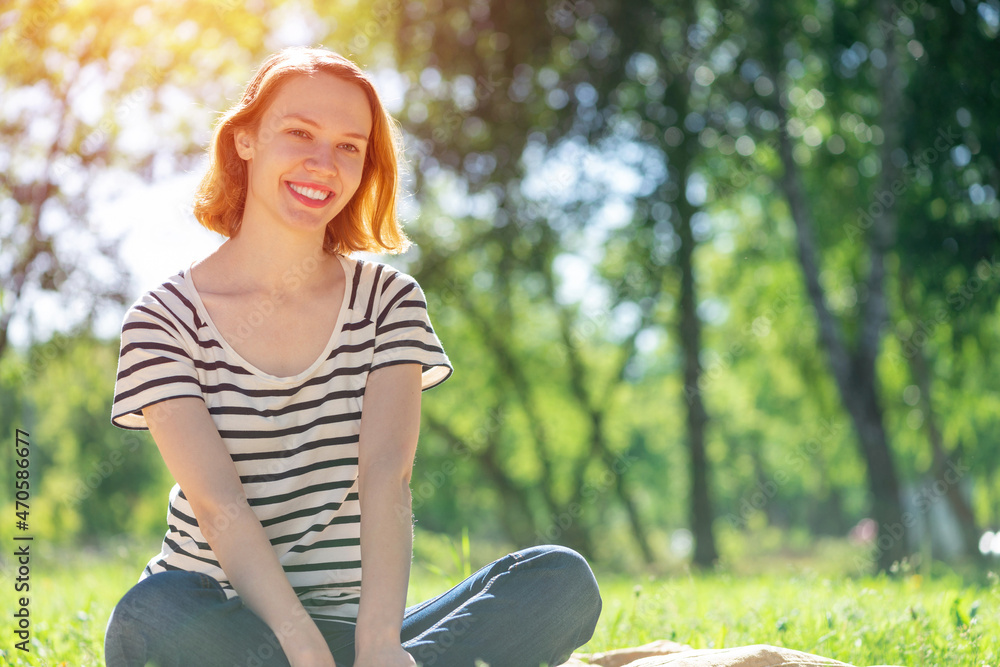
top-left (106, 572), bottom-right (221, 667)
top-left (105, 593), bottom-right (148, 667)
top-left (538, 547), bottom-right (602, 616)
top-left (107, 586), bottom-right (145, 635)
top-left (107, 572), bottom-right (220, 639)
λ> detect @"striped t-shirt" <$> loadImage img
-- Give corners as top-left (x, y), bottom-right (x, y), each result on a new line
top-left (110, 254), bottom-right (452, 623)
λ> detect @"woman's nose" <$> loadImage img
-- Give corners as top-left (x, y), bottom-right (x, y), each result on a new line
top-left (305, 144), bottom-right (338, 174)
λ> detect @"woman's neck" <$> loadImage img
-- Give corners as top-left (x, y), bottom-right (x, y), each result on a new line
top-left (199, 223), bottom-right (337, 296)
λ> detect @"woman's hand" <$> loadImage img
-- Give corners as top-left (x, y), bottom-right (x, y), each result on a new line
top-left (279, 617), bottom-right (337, 667)
top-left (355, 643), bottom-right (416, 667)
top-left (282, 633), bottom-right (337, 667)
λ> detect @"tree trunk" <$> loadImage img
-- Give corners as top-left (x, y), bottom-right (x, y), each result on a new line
top-left (676, 197), bottom-right (719, 567)
top-left (899, 275), bottom-right (982, 562)
top-left (770, 111), bottom-right (905, 570)
top-left (759, 0), bottom-right (908, 571)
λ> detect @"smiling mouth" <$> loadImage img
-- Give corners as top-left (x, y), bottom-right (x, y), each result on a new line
top-left (286, 182), bottom-right (335, 209)
top-left (288, 182), bottom-right (333, 202)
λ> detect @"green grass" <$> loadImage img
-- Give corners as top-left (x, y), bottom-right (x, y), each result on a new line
top-left (589, 572), bottom-right (997, 666)
top-left (1, 538), bottom-right (998, 666)
top-left (0, 541), bottom-right (146, 666)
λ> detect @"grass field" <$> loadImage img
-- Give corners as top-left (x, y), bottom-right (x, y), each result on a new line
top-left (1, 536), bottom-right (997, 666)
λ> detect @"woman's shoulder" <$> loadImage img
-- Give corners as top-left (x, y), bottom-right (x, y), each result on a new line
top-left (348, 255), bottom-right (422, 290)
top-left (122, 268), bottom-right (204, 331)
top-left (345, 255), bottom-right (423, 299)
top-left (341, 256), bottom-right (431, 328)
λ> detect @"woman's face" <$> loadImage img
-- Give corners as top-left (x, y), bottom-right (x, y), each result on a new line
top-left (234, 72), bottom-right (373, 239)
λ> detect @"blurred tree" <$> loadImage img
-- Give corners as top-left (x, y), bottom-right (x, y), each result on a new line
top-left (574, 0), bottom-right (722, 566)
top-left (2, 0), bottom-right (996, 573)
top-left (0, 0), bottom-right (276, 359)
top-left (744, 0), bottom-right (909, 570)
top-left (730, 0), bottom-right (999, 568)
top-left (890, 0), bottom-right (1000, 560)
top-left (388, 0), bottom-right (658, 561)
top-left (0, 333), bottom-right (173, 542)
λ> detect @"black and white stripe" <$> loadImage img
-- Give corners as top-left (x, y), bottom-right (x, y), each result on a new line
top-left (111, 255), bottom-right (452, 623)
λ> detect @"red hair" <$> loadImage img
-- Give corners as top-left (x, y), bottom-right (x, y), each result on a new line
top-left (193, 47), bottom-right (408, 255)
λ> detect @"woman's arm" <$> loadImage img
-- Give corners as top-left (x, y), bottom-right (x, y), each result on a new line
top-left (354, 363), bottom-right (423, 667)
top-left (143, 397), bottom-right (336, 667)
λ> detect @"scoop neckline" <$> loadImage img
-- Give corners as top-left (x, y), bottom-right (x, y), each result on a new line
top-left (183, 254), bottom-right (353, 384)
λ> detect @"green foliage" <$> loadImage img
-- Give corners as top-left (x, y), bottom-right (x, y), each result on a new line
top-left (1, 0), bottom-right (999, 572)
top-left (0, 334), bottom-right (173, 544)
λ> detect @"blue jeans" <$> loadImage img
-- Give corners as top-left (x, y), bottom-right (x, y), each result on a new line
top-left (104, 545), bottom-right (601, 666)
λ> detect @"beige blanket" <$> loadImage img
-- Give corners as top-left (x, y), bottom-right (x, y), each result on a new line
top-left (563, 640), bottom-right (904, 667)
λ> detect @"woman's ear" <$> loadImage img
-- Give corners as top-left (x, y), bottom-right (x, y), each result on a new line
top-left (234, 128), bottom-right (254, 160)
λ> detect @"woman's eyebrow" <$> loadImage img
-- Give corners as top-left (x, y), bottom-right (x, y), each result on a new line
top-left (280, 113), bottom-right (369, 141)
top-left (281, 112), bottom-right (321, 128)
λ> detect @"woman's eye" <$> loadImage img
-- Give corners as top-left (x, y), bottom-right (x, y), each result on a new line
top-left (289, 129), bottom-right (310, 139)
top-left (341, 143), bottom-right (359, 153)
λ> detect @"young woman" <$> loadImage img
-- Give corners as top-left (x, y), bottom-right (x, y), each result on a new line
top-left (104, 47), bottom-right (601, 667)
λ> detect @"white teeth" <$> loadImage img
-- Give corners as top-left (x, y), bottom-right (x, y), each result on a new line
top-left (289, 183), bottom-right (331, 201)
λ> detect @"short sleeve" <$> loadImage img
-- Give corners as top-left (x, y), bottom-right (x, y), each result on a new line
top-left (111, 297), bottom-right (203, 430)
top-left (371, 271), bottom-right (453, 390)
